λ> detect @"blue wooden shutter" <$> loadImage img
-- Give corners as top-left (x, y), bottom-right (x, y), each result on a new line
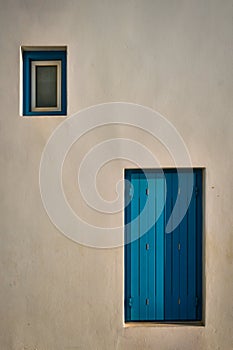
top-left (125, 169), bottom-right (202, 322)
top-left (125, 173), bottom-right (153, 321)
top-left (164, 169), bottom-right (202, 321)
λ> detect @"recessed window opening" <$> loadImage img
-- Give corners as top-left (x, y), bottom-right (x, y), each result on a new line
top-left (21, 48), bottom-right (67, 116)
top-left (124, 168), bottom-right (203, 324)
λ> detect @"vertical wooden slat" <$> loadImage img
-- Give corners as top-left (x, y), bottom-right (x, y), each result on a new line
top-left (171, 171), bottom-right (180, 320)
top-left (130, 173), bottom-right (140, 320)
top-left (196, 170), bottom-right (203, 321)
top-left (179, 172), bottom-right (188, 320)
top-left (147, 177), bottom-right (156, 320)
top-left (139, 174), bottom-right (148, 320)
top-left (165, 172), bottom-right (173, 320)
top-left (155, 175), bottom-right (165, 320)
top-left (165, 170), bottom-right (180, 320)
top-left (187, 172), bottom-right (197, 319)
top-left (124, 171), bottom-right (131, 322)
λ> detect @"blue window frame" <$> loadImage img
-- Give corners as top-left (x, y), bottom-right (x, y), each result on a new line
top-left (125, 168), bottom-right (203, 322)
top-left (23, 50), bottom-right (67, 116)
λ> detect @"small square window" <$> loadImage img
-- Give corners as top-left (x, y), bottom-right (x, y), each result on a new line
top-left (22, 48), bottom-right (67, 116)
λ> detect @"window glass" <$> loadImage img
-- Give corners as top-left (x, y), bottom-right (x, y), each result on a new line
top-left (36, 65), bottom-right (57, 108)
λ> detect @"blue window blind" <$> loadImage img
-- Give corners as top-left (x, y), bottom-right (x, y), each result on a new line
top-left (125, 169), bottom-right (203, 322)
top-left (23, 50), bottom-right (67, 116)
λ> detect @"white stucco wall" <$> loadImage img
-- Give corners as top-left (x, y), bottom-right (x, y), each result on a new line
top-left (0, 0), bottom-right (233, 349)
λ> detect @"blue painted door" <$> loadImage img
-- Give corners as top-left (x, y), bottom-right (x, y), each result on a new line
top-left (125, 169), bottom-right (202, 322)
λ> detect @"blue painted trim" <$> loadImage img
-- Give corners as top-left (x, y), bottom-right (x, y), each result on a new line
top-left (23, 50), bottom-right (67, 116)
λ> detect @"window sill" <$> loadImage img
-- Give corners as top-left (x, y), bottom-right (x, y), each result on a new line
top-left (21, 114), bottom-right (68, 119)
top-left (124, 321), bottom-right (205, 328)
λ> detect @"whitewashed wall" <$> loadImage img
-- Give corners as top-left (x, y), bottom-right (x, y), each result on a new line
top-left (0, 1), bottom-right (232, 349)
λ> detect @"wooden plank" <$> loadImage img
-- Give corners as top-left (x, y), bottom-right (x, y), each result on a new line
top-left (130, 173), bottom-right (140, 320)
top-left (179, 172), bottom-right (188, 320)
top-left (124, 171), bottom-right (131, 322)
top-left (171, 171), bottom-right (180, 320)
top-left (139, 174), bottom-right (148, 320)
top-left (147, 177), bottom-right (156, 320)
top-left (187, 172), bottom-right (197, 320)
top-left (155, 175), bottom-right (165, 320)
top-left (196, 170), bottom-right (203, 321)
top-left (165, 172), bottom-right (173, 320)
